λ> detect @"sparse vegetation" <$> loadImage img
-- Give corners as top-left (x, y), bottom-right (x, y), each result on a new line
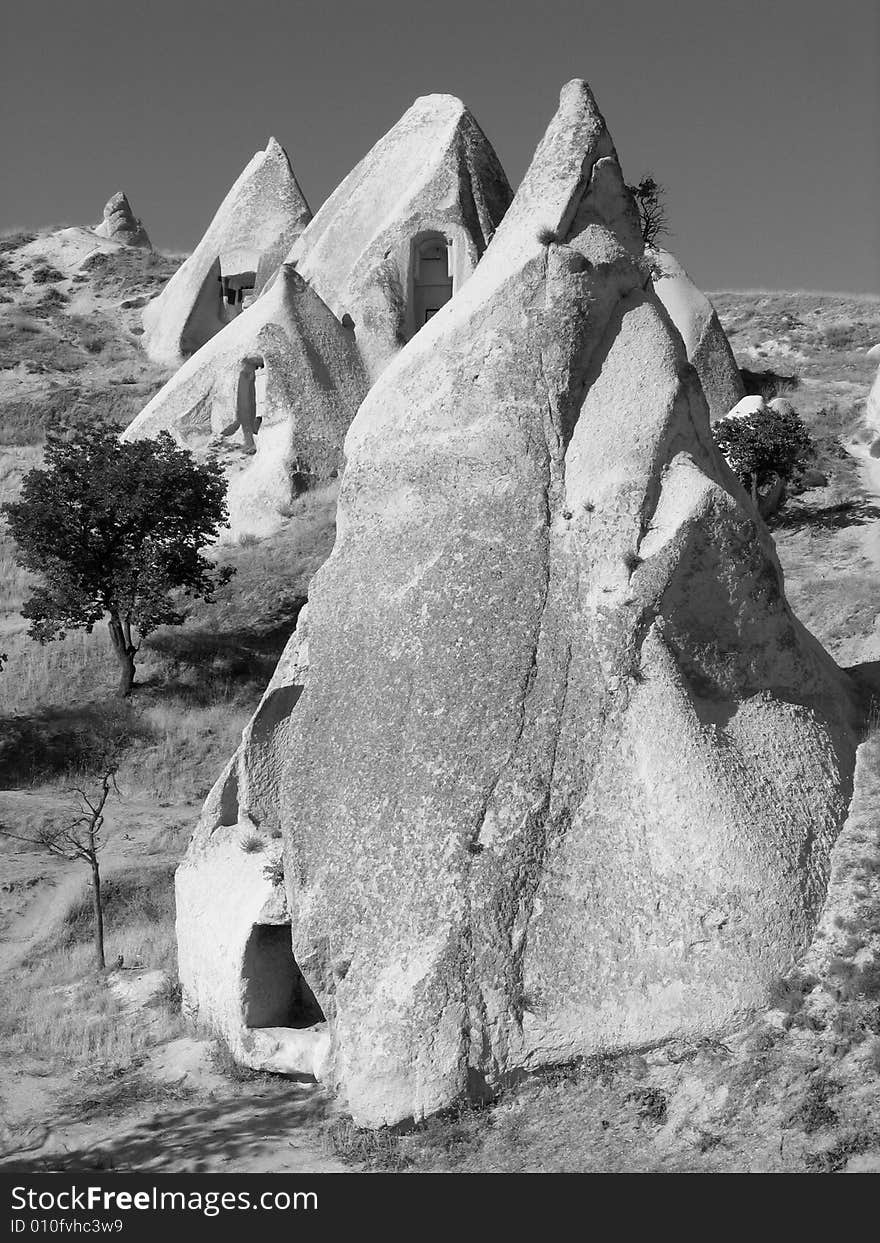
top-left (0, 766), bottom-right (120, 967)
top-left (625, 174), bottom-right (670, 247)
top-left (3, 426), bottom-right (234, 697)
top-left (713, 404), bottom-right (815, 509)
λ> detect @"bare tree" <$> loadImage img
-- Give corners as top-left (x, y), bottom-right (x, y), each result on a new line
top-left (0, 766), bottom-right (118, 969)
top-left (626, 174), bottom-right (671, 248)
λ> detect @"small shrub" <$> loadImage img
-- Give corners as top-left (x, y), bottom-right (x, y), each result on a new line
top-left (240, 833), bottom-right (265, 854)
top-left (30, 263), bottom-right (65, 285)
top-left (788, 1079), bottom-right (838, 1134)
top-left (713, 405), bottom-right (815, 507)
top-left (262, 857), bottom-right (284, 886)
top-left (622, 550), bottom-right (642, 573)
top-left (326, 1117), bottom-right (411, 1171)
top-left (822, 322), bottom-right (858, 350)
top-left (625, 1086), bottom-right (668, 1124)
top-left (537, 227), bottom-right (559, 246)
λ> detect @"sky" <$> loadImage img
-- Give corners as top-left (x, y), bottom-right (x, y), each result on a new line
top-left (1, 0), bottom-right (878, 292)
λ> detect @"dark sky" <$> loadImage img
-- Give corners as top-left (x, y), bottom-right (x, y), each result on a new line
top-left (2, 0), bottom-right (878, 292)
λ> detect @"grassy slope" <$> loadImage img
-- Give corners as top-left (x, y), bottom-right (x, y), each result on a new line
top-left (3, 261), bottom-right (880, 1171)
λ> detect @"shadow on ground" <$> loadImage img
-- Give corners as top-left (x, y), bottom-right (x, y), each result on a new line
top-left (771, 498), bottom-right (880, 533)
top-left (0, 700), bottom-right (143, 786)
top-left (1, 1088), bottom-right (335, 1174)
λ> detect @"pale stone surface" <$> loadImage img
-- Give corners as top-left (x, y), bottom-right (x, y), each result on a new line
top-left (651, 248), bottom-right (744, 420)
top-left (867, 364), bottom-right (880, 431)
top-left (865, 343), bottom-right (880, 360)
top-left (94, 191), bottom-right (151, 249)
top-left (179, 80), bottom-right (857, 1128)
top-left (726, 394), bottom-right (769, 420)
top-left (125, 270), bottom-right (366, 534)
top-left (142, 139), bottom-right (312, 365)
top-left (175, 607), bottom-right (316, 1068)
top-left (284, 94), bottom-right (512, 380)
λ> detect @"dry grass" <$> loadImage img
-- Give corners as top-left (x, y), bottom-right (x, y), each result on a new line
top-left (0, 865), bottom-right (181, 1075)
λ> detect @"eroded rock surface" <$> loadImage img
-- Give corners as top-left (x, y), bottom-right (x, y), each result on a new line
top-left (651, 248), bottom-right (744, 420)
top-left (143, 138), bottom-right (311, 365)
top-left (285, 94), bottom-right (512, 380)
top-left (94, 191), bottom-right (152, 249)
top-left (125, 269), bottom-right (366, 534)
top-left (178, 80), bottom-right (858, 1128)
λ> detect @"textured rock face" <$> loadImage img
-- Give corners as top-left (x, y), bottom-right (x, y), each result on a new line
top-left (285, 94), bottom-right (512, 380)
top-left (94, 191), bottom-right (151, 249)
top-left (125, 267), bottom-right (366, 534)
top-left (867, 364), bottom-right (880, 435)
top-left (143, 139), bottom-right (311, 366)
top-left (179, 80), bottom-right (857, 1128)
top-left (651, 248), bottom-right (744, 419)
top-left (176, 610), bottom-right (331, 1078)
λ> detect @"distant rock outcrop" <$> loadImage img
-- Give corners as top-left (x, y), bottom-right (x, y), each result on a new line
top-left (94, 192), bottom-right (151, 249)
top-left (284, 94), bottom-right (512, 380)
top-left (142, 139), bottom-right (312, 366)
top-left (650, 248), bottom-right (744, 419)
top-left (177, 80), bottom-right (857, 1128)
top-left (125, 265), bottom-right (367, 534)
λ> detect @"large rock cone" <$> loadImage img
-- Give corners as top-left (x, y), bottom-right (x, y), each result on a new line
top-left (285, 93), bottom-right (512, 380)
top-left (180, 80), bottom-right (858, 1128)
top-left (143, 138), bottom-right (311, 365)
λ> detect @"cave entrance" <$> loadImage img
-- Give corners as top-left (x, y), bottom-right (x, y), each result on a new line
top-left (408, 233), bottom-right (453, 338)
top-left (241, 924), bottom-right (325, 1029)
top-left (220, 269), bottom-right (257, 316)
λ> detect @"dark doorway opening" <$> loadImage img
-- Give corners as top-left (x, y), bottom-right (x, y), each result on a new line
top-left (241, 924), bottom-right (325, 1029)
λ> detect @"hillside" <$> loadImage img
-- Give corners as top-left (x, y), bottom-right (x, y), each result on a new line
top-left (1, 250), bottom-right (879, 1171)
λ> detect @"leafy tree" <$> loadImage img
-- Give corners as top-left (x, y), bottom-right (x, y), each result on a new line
top-left (712, 406), bottom-right (815, 509)
top-left (2, 425), bottom-right (233, 697)
top-left (626, 174), bottom-right (671, 248)
top-left (0, 766), bottom-right (118, 969)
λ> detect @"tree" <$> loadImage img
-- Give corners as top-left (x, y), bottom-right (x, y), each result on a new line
top-left (626, 174), bottom-right (671, 248)
top-left (2, 426), bottom-right (233, 697)
top-left (0, 767), bottom-right (118, 969)
top-left (712, 406), bottom-right (815, 511)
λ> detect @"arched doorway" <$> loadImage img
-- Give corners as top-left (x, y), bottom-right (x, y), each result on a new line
top-left (410, 234), bottom-right (453, 335)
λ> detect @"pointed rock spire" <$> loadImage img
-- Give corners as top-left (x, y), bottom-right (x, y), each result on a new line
top-left (176, 80), bottom-right (857, 1128)
top-left (286, 93), bottom-right (513, 379)
top-left (94, 191), bottom-right (151, 249)
top-left (142, 138), bottom-right (312, 366)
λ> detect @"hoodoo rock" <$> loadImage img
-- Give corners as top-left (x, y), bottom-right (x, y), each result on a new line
top-left (650, 248), bottom-right (744, 420)
top-left (177, 80), bottom-right (857, 1127)
top-left (284, 94), bottom-right (513, 380)
top-left (94, 191), bottom-right (152, 249)
top-left (142, 138), bottom-right (312, 366)
top-left (125, 266), bottom-right (367, 534)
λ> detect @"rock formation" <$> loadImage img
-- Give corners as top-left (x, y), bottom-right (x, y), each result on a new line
top-left (177, 80), bottom-right (857, 1128)
top-left (283, 94), bottom-right (512, 380)
top-left (650, 248), bottom-right (744, 420)
top-left (142, 139), bottom-right (312, 366)
top-left (94, 191), bottom-right (151, 249)
top-left (867, 364), bottom-right (880, 445)
top-left (125, 265), bottom-right (367, 534)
